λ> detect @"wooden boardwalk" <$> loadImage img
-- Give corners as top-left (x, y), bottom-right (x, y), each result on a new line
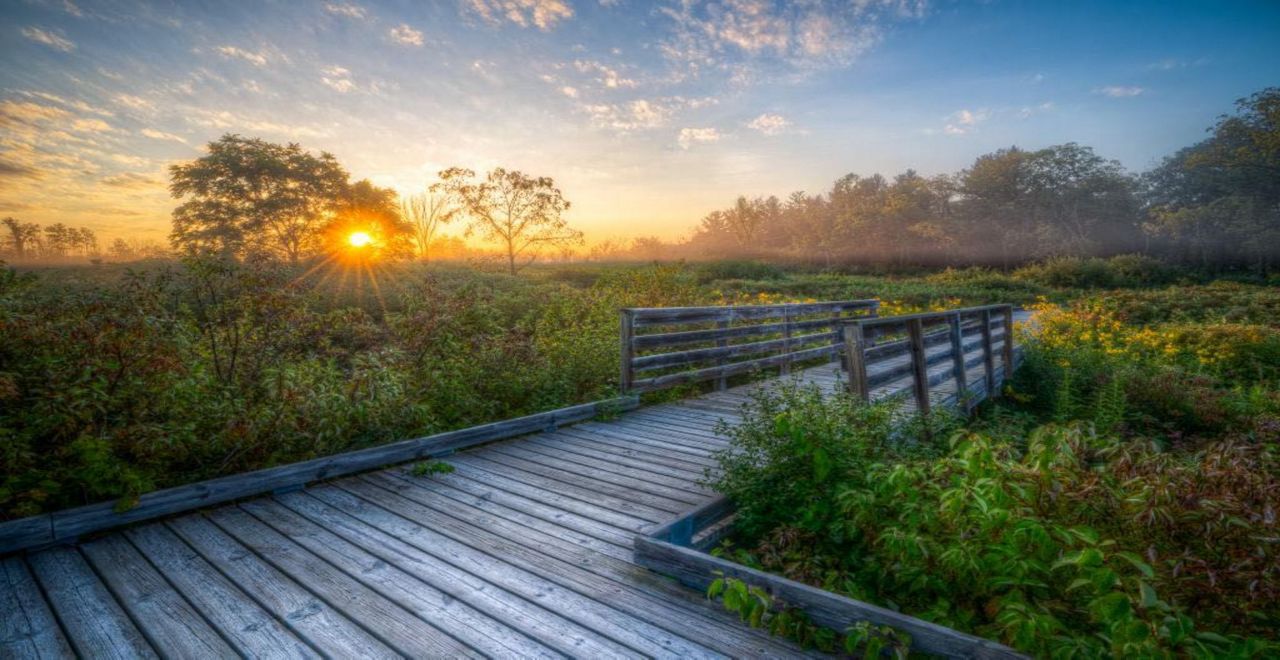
top-left (1, 313), bottom-right (1018, 658)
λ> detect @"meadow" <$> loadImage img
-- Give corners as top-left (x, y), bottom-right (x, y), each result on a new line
top-left (3, 254), bottom-right (1278, 654)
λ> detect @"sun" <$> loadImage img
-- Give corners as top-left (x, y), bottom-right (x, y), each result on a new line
top-left (347, 231), bottom-right (373, 248)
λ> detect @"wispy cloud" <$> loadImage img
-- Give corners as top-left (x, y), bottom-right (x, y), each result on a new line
top-left (101, 172), bottom-right (161, 188)
top-left (389, 24), bottom-right (424, 46)
top-left (215, 45), bottom-right (269, 67)
top-left (22, 27), bottom-right (76, 52)
top-left (746, 112), bottom-right (791, 135)
top-left (321, 65), bottom-right (357, 92)
top-left (573, 60), bottom-right (637, 89)
top-left (1095, 85), bottom-right (1145, 98)
top-left (1017, 101), bottom-right (1054, 119)
top-left (465, 0), bottom-right (573, 30)
top-left (579, 96), bottom-right (715, 132)
top-left (324, 2), bottom-right (367, 19)
top-left (140, 128), bottom-right (187, 143)
top-left (677, 127), bottom-right (720, 149)
top-left (659, 0), bottom-right (925, 78)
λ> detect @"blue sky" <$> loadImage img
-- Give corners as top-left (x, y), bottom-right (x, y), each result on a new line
top-left (2, 0), bottom-right (1278, 243)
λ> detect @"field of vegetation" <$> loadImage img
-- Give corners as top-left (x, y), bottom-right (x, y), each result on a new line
top-left (0, 253), bottom-right (1246, 519)
top-left (705, 274), bottom-right (1280, 656)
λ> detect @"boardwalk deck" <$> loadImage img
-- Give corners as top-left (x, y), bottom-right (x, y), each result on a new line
top-left (0, 318), bottom-right (1019, 658)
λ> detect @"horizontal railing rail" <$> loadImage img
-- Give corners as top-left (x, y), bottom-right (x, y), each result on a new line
top-left (621, 300), bottom-right (879, 393)
top-left (842, 304), bottom-right (1016, 415)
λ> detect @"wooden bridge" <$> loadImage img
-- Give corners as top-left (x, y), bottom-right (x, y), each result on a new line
top-left (1, 301), bottom-right (1020, 658)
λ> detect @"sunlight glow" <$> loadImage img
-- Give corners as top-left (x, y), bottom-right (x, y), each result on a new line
top-left (348, 231), bottom-right (373, 248)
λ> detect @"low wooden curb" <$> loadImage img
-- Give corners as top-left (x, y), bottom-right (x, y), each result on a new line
top-left (0, 395), bottom-right (639, 555)
top-left (635, 499), bottom-right (1028, 659)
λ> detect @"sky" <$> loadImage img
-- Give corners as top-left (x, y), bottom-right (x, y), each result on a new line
top-left (2, 0), bottom-right (1279, 245)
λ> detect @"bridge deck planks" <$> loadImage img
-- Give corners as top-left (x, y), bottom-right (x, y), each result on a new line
top-left (0, 335), bottom-right (1009, 658)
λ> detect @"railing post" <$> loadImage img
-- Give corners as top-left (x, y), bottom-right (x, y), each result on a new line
top-left (780, 306), bottom-right (793, 377)
top-left (842, 323), bottom-right (870, 402)
top-left (980, 309), bottom-right (996, 398)
top-left (906, 318), bottom-right (930, 416)
top-left (715, 318), bottom-right (728, 391)
top-left (620, 309), bottom-right (635, 394)
top-left (948, 312), bottom-right (968, 410)
top-left (1001, 306), bottom-right (1015, 383)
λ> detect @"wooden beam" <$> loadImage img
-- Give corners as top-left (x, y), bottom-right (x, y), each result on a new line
top-left (948, 312), bottom-right (970, 411)
top-left (906, 318), bottom-right (930, 416)
top-left (620, 309), bottom-right (635, 394)
top-left (842, 323), bottom-right (870, 402)
top-left (980, 309), bottom-right (996, 397)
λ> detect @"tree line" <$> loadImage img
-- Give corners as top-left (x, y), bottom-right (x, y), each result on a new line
top-left (608, 87), bottom-right (1278, 271)
top-left (1, 218), bottom-right (99, 261)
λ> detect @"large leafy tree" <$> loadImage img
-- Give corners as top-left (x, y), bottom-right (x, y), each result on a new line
top-left (437, 167), bottom-right (582, 274)
top-left (1144, 88), bottom-right (1280, 268)
top-left (169, 135), bottom-right (351, 264)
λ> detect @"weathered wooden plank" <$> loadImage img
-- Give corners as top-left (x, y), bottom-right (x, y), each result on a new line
top-left (557, 422), bottom-right (726, 463)
top-left (442, 460), bottom-right (653, 531)
top-left (629, 344), bottom-right (837, 392)
top-left (634, 537), bottom-right (1025, 659)
top-left (123, 524), bottom-right (316, 658)
top-left (236, 499), bottom-right (562, 659)
top-left (628, 300), bottom-right (877, 327)
top-left (313, 484), bottom-right (721, 659)
top-left (613, 418), bottom-right (730, 447)
top-left (359, 475), bottom-right (809, 659)
top-left (331, 480), bottom-right (797, 659)
top-left (548, 427), bottom-right (720, 471)
top-left (466, 452), bottom-right (690, 515)
top-left (0, 397), bottom-right (638, 554)
top-left (507, 439), bottom-right (712, 493)
top-left (205, 507), bottom-right (481, 658)
top-left (0, 557), bottom-right (73, 659)
top-left (274, 491), bottom-right (638, 659)
top-left (167, 515), bottom-right (398, 658)
top-left (27, 547), bottom-right (157, 659)
top-left (633, 331), bottom-right (838, 373)
top-left (633, 316), bottom-right (841, 350)
top-left (488, 444), bottom-right (709, 503)
top-left (526, 434), bottom-right (707, 483)
top-left (80, 535), bottom-right (237, 658)
top-left (380, 468), bottom-right (634, 557)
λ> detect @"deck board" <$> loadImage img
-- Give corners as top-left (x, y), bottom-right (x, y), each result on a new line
top-left (0, 337), bottom-right (1014, 658)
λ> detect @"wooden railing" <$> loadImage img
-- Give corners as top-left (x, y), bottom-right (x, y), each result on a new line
top-left (842, 304), bottom-right (1016, 414)
top-left (620, 300), bottom-right (880, 393)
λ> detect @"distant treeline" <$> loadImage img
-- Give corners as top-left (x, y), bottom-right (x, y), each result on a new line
top-left (603, 87), bottom-right (1280, 271)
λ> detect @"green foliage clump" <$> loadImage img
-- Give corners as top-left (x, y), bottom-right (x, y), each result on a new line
top-left (1013, 254), bottom-right (1177, 289)
top-left (711, 297), bottom-right (1280, 654)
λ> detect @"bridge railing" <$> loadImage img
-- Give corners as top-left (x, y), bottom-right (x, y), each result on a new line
top-left (841, 304), bottom-right (1015, 415)
top-left (620, 300), bottom-right (880, 393)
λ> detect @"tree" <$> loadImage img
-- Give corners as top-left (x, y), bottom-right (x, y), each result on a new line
top-left (2, 218), bottom-right (41, 260)
top-left (437, 167), bottom-right (582, 275)
top-left (1144, 88), bottom-right (1280, 269)
top-left (402, 189), bottom-right (456, 262)
top-left (169, 135), bottom-right (350, 264)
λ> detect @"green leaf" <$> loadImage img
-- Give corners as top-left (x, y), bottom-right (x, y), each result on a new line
top-left (707, 578), bottom-right (725, 599)
top-left (1138, 581), bottom-right (1158, 609)
top-left (1115, 551), bottom-right (1155, 578)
